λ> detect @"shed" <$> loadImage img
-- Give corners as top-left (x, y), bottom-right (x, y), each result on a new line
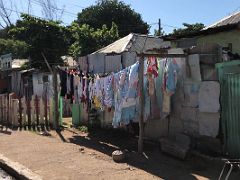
top-left (77, 33), bottom-right (171, 73)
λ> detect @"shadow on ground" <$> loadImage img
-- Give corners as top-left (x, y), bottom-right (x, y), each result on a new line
top-left (66, 128), bottom-right (230, 180)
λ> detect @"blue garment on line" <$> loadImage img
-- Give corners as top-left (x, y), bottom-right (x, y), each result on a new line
top-left (166, 59), bottom-right (180, 93)
top-left (127, 62), bottom-right (139, 98)
top-left (143, 59), bottom-right (151, 121)
top-left (155, 58), bottom-right (165, 118)
top-left (112, 63), bottom-right (140, 127)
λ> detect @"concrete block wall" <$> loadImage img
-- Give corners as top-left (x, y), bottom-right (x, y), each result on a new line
top-left (169, 55), bottom-right (220, 138)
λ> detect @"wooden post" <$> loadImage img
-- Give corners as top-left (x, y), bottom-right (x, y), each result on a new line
top-left (19, 98), bottom-right (22, 130)
top-left (31, 95), bottom-right (35, 129)
top-left (53, 67), bottom-right (59, 130)
top-left (138, 55), bottom-right (144, 154)
top-left (35, 95), bottom-right (40, 130)
top-left (22, 98), bottom-right (27, 129)
top-left (39, 98), bottom-right (44, 127)
top-left (27, 98), bottom-right (31, 129)
top-left (44, 97), bottom-right (48, 129)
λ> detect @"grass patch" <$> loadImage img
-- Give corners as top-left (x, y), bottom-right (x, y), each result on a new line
top-left (78, 125), bottom-right (88, 133)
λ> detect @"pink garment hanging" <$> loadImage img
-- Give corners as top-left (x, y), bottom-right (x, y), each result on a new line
top-left (147, 57), bottom-right (159, 78)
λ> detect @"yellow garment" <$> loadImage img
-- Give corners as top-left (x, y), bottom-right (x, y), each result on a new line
top-left (93, 96), bottom-right (101, 108)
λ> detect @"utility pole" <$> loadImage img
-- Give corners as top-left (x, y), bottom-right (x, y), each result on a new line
top-left (158, 18), bottom-right (161, 36)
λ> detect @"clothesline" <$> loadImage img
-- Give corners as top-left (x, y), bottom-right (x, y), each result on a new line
top-left (137, 53), bottom-right (187, 58)
top-left (59, 56), bottom-right (181, 128)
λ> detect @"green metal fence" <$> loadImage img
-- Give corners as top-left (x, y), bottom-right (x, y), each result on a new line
top-left (222, 73), bottom-right (240, 157)
top-left (216, 60), bottom-right (240, 157)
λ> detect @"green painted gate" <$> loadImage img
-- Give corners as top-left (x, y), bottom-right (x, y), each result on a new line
top-left (216, 60), bottom-right (240, 157)
top-left (222, 73), bottom-right (240, 157)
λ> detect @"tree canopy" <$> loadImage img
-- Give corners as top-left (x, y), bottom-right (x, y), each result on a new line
top-left (69, 22), bottom-right (119, 57)
top-left (169, 23), bottom-right (205, 37)
top-left (77, 0), bottom-right (149, 37)
top-left (9, 14), bottom-right (71, 69)
top-left (0, 38), bottom-right (29, 58)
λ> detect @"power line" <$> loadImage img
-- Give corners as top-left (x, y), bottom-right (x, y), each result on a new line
top-left (29, 0), bottom-right (78, 17)
top-left (0, 6), bottom-right (70, 25)
top-left (148, 22), bottom-right (180, 29)
top-left (162, 24), bottom-right (179, 29)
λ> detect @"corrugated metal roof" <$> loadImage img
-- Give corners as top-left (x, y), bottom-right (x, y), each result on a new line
top-left (205, 11), bottom-right (240, 29)
top-left (92, 33), bottom-right (171, 54)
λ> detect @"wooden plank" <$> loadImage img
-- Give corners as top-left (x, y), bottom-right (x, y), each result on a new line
top-left (12, 99), bottom-right (19, 127)
top-left (49, 98), bottom-right (53, 127)
top-left (35, 95), bottom-right (40, 127)
top-left (31, 95), bottom-right (35, 127)
top-left (19, 98), bottom-right (23, 129)
top-left (4, 94), bottom-right (8, 126)
top-left (27, 98), bottom-right (31, 129)
top-left (39, 98), bottom-right (44, 125)
top-left (44, 98), bottom-right (48, 128)
top-left (22, 98), bottom-right (27, 128)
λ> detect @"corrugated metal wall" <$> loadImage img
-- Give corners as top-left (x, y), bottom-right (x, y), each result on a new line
top-left (222, 73), bottom-right (240, 157)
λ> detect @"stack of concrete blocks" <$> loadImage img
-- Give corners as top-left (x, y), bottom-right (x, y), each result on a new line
top-left (169, 53), bottom-right (220, 138)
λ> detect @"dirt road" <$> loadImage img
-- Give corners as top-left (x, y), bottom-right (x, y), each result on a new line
top-left (0, 129), bottom-right (238, 180)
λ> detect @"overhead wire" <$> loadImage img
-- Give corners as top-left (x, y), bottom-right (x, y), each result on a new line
top-left (29, 0), bottom-right (79, 17)
top-left (0, 6), bottom-right (71, 25)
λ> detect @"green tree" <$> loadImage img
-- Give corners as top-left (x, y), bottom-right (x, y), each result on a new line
top-left (154, 29), bottom-right (165, 36)
top-left (169, 23), bottom-right (205, 37)
top-left (0, 38), bottom-right (29, 58)
top-left (0, 27), bottom-right (10, 39)
top-left (69, 22), bottom-right (119, 57)
top-left (77, 0), bottom-right (149, 37)
top-left (9, 14), bottom-right (71, 69)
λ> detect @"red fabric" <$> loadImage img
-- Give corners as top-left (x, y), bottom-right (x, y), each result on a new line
top-left (147, 57), bottom-right (158, 78)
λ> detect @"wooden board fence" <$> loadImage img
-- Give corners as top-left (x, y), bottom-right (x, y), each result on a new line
top-left (0, 93), bottom-right (55, 130)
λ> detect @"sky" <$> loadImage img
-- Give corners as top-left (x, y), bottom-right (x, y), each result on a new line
top-left (2, 0), bottom-right (240, 34)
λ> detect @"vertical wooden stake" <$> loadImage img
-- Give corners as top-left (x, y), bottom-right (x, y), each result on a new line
top-left (53, 67), bottom-right (59, 130)
top-left (138, 56), bottom-right (144, 154)
top-left (44, 97), bottom-right (48, 129)
top-left (27, 98), bottom-right (31, 129)
top-left (19, 98), bottom-right (22, 130)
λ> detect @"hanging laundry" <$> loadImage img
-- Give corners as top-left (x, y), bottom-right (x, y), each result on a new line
top-left (59, 70), bottom-right (67, 97)
top-left (155, 58), bottom-right (166, 118)
top-left (113, 65), bottom-right (141, 127)
top-left (127, 62), bottom-right (139, 98)
top-left (147, 74), bottom-right (155, 96)
top-left (165, 59), bottom-right (180, 94)
top-left (66, 74), bottom-right (71, 95)
top-left (112, 72), bottom-right (122, 128)
top-left (103, 75), bottom-right (114, 108)
top-left (73, 75), bottom-right (80, 103)
top-left (88, 79), bottom-right (94, 103)
top-left (143, 59), bottom-right (151, 121)
top-left (162, 91), bottom-right (171, 113)
top-left (93, 76), bottom-right (104, 110)
top-left (147, 57), bottom-right (159, 78)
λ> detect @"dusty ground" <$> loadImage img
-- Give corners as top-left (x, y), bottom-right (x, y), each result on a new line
top-left (0, 127), bottom-right (239, 180)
